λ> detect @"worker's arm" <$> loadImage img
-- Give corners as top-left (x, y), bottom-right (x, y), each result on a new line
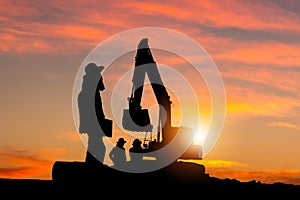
top-left (109, 148), bottom-right (115, 161)
top-left (96, 76), bottom-right (105, 91)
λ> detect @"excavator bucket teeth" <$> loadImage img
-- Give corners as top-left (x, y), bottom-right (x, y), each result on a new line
top-left (122, 109), bottom-right (153, 132)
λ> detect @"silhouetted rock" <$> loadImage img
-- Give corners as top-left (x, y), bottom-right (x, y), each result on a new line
top-left (0, 161), bottom-right (292, 198)
top-left (0, 162), bottom-right (299, 198)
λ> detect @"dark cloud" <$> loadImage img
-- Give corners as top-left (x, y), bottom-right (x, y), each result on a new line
top-left (0, 146), bottom-right (47, 162)
top-left (198, 25), bottom-right (300, 45)
top-left (0, 1), bottom-right (71, 25)
top-left (275, 66), bottom-right (300, 72)
top-left (265, 0), bottom-right (300, 15)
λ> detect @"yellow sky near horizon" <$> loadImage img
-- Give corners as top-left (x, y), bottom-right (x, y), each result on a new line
top-left (0, 0), bottom-right (300, 185)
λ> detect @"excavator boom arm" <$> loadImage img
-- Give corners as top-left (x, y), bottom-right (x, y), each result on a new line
top-left (131, 38), bottom-right (172, 129)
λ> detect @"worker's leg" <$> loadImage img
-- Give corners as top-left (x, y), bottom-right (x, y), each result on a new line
top-left (86, 132), bottom-right (105, 165)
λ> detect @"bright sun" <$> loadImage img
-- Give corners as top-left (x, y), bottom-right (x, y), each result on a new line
top-left (194, 128), bottom-right (206, 145)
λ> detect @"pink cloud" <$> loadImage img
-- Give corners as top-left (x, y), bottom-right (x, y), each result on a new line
top-left (118, 0), bottom-right (300, 31)
top-left (214, 42), bottom-right (300, 66)
top-left (1, 0), bottom-right (300, 55)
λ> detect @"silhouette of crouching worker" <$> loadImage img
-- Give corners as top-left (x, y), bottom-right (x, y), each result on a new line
top-left (129, 138), bottom-right (146, 167)
top-left (77, 63), bottom-right (107, 165)
top-left (129, 139), bottom-right (144, 162)
top-left (109, 138), bottom-right (128, 170)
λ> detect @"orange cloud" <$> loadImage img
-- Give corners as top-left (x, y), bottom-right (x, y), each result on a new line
top-left (179, 159), bottom-right (247, 168)
top-left (267, 122), bottom-right (300, 130)
top-left (228, 101), bottom-right (292, 118)
top-left (0, 146), bottom-right (65, 179)
top-left (226, 90), bottom-right (299, 118)
top-left (206, 168), bottom-right (300, 186)
top-left (180, 159), bottom-right (300, 185)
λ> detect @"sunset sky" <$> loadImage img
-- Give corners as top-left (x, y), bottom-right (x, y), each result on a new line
top-left (1, 0), bottom-right (300, 185)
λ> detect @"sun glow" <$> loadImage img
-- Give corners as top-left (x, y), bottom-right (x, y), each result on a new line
top-left (193, 127), bottom-right (207, 145)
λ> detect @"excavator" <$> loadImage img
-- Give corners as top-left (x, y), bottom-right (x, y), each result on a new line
top-left (52, 38), bottom-right (203, 182)
top-left (122, 38), bottom-right (202, 160)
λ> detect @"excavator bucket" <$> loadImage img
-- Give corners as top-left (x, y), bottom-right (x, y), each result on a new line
top-left (122, 108), bottom-right (153, 132)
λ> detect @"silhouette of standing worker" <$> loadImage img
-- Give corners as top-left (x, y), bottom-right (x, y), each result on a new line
top-left (77, 63), bottom-right (106, 165)
top-left (109, 138), bottom-right (127, 169)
